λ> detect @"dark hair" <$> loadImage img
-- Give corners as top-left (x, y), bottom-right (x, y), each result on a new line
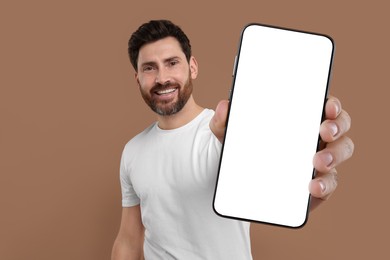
top-left (128, 20), bottom-right (192, 71)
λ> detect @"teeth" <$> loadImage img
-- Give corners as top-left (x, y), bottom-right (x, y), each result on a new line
top-left (157, 88), bottom-right (176, 95)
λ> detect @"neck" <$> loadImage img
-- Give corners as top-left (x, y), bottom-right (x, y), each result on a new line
top-left (157, 95), bottom-right (204, 130)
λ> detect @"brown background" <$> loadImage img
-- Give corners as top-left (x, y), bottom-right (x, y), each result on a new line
top-left (1, 0), bottom-right (388, 259)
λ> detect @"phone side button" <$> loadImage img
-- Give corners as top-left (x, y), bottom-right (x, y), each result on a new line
top-left (232, 55), bottom-right (238, 77)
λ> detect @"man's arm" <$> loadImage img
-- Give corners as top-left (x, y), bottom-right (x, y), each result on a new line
top-left (111, 205), bottom-right (144, 260)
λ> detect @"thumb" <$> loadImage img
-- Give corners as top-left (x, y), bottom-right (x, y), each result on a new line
top-left (210, 100), bottom-right (229, 143)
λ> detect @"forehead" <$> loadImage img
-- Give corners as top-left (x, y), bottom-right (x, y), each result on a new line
top-left (138, 37), bottom-right (185, 63)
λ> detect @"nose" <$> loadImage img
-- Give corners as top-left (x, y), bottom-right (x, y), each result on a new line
top-left (155, 67), bottom-right (171, 85)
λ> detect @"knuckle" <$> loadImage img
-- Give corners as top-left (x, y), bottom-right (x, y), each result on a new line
top-left (343, 136), bottom-right (355, 158)
top-left (323, 170), bottom-right (338, 199)
top-left (331, 169), bottom-right (338, 188)
top-left (341, 110), bottom-right (352, 131)
top-left (344, 110), bottom-right (352, 124)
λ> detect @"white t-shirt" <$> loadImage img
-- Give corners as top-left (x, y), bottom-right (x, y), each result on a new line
top-left (120, 109), bottom-right (252, 259)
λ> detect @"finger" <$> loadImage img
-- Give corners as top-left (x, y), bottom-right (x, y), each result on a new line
top-left (325, 95), bottom-right (342, 120)
top-left (309, 168), bottom-right (338, 200)
top-left (209, 100), bottom-right (229, 143)
top-left (319, 109), bottom-right (352, 143)
top-left (313, 135), bottom-right (355, 173)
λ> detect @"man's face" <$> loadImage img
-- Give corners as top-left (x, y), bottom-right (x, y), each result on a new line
top-left (135, 37), bottom-right (198, 116)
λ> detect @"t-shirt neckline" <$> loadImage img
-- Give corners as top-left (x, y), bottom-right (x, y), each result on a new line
top-left (153, 109), bottom-right (211, 134)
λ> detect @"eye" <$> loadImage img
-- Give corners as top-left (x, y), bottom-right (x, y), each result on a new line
top-left (168, 60), bottom-right (179, 67)
top-left (142, 65), bottom-right (154, 72)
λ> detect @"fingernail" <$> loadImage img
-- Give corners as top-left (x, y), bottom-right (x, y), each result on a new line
top-left (329, 122), bottom-right (338, 137)
top-left (319, 180), bottom-right (326, 193)
top-left (334, 100), bottom-right (341, 116)
top-left (319, 152), bottom-right (333, 167)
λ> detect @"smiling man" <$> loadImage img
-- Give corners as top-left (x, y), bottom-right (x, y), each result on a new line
top-left (111, 20), bottom-right (354, 260)
top-left (136, 36), bottom-right (202, 128)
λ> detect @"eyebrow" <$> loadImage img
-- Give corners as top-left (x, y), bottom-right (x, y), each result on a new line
top-left (164, 56), bottom-right (181, 63)
top-left (140, 56), bottom-right (182, 68)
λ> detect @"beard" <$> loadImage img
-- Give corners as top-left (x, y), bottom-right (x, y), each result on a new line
top-left (140, 73), bottom-right (193, 116)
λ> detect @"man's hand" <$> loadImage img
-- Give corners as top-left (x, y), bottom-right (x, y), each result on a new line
top-left (309, 96), bottom-right (354, 210)
top-left (209, 100), bottom-right (230, 143)
top-left (210, 96), bottom-right (354, 211)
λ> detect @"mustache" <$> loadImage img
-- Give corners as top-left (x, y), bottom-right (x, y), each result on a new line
top-left (151, 81), bottom-right (180, 93)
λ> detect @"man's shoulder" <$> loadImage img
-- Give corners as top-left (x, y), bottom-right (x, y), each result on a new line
top-left (200, 108), bottom-right (215, 119)
top-left (123, 123), bottom-right (156, 150)
top-left (196, 108), bottom-right (215, 127)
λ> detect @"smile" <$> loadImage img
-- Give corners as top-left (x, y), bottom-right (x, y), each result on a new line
top-left (156, 88), bottom-right (177, 95)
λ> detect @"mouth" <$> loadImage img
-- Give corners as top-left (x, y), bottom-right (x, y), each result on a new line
top-left (155, 88), bottom-right (177, 95)
top-left (151, 86), bottom-right (179, 102)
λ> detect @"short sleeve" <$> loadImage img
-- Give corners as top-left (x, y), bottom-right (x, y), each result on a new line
top-left (119, 147), bottom-right (140, 207)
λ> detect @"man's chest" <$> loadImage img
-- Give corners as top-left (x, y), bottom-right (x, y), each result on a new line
top-left (129, 136), bottom-right (219, 205)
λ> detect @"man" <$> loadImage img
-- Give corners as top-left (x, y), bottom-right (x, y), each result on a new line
top-left (111, 20), bottom-right (354, 259)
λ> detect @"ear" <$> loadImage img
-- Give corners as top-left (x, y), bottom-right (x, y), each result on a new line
top-left (189, 56), bottom-right (199, 79)
top-left (134, 73), bottom-right (141, 87)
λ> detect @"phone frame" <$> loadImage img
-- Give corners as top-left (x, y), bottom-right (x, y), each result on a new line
top-left (213, 23), bottom-right (335, 228)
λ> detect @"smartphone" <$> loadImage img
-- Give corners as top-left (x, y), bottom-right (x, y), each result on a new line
top-left (213, 23), bottom-right (334, 228)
